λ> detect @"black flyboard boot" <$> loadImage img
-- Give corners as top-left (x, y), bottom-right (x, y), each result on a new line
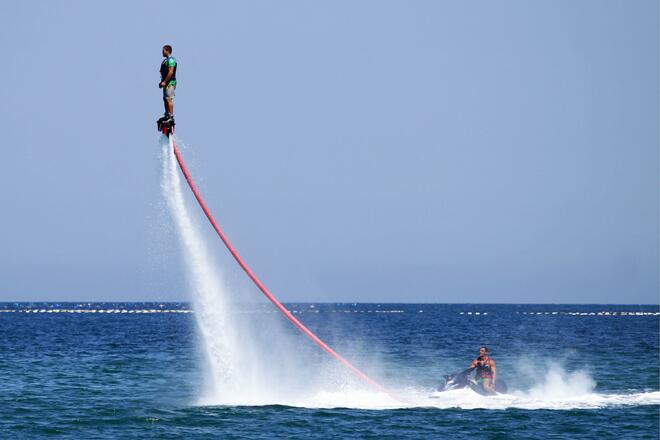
top-left (157, 114), bottom-right (175, 136)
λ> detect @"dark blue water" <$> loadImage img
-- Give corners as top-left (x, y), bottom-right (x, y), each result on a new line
top-left (1, 303), bottom-right (658, 439)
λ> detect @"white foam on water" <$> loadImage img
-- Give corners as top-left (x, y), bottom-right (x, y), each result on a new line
top-left (293, 389), bottom-right (403, 410)
top-left (293, 364), bottom-right (659, 410)
top-left (418, 362), bottom-right (660, 411)
top-left (242, 387), bottom-right (660, 411)
top-left (423, 389), bottom-right (660, 410)
top-left (236, 361), bottom-right (659, 411)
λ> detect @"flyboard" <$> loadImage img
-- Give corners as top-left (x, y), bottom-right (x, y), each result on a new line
top-left (157, 119), bottom-right (404, 403)
top-left (157, 116), bottom-right (175, 136)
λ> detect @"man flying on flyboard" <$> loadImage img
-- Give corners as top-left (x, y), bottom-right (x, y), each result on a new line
top-left (157, 44), bottom-right (177, 135)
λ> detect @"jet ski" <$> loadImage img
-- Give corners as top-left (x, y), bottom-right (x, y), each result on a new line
top-left (157, 115), bottom-right (175, 136)
top-left (438, 368), bottom-right (508, 396)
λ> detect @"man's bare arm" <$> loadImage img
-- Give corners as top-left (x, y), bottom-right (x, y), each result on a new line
top-left (161, 67), bottom-right (174, 86)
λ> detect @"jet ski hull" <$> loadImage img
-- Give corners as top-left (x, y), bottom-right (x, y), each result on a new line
top-left (438, 369), bottom-right (508, 396)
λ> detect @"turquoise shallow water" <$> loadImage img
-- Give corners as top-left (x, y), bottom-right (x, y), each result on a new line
top-left (0, 303), bottom-right (658, 439)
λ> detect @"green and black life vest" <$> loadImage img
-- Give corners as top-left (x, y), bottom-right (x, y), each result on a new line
top-left (160, 56), bottom-right (177, 86)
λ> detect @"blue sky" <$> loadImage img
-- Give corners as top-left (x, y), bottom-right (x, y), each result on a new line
top-left (0, 1), bottom-right (657, 303)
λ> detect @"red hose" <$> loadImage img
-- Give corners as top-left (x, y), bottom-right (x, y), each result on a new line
top-left (171, 138), bottom-right (393, 396)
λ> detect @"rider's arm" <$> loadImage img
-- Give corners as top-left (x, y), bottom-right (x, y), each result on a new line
top-left (491, 359), bottom-right (497, 383)
top-left (162, 66), bottom-right (174, 85)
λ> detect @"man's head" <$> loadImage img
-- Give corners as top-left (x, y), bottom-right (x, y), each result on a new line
top-left (478, 347), bottom-right (489, 357)
top-left (162, 45), bottom-right (173, 57)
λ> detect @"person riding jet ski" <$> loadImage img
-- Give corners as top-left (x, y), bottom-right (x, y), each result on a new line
top-left (468, 346), bottom-right (497, 394)
top-left (437, 346), bottom-right (507, 396)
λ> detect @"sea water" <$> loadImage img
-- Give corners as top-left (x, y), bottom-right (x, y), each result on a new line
top-left (0, 303), bottom-right (658, 438)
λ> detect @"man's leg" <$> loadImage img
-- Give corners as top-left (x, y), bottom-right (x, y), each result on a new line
top-left (162, 86), bottom-right (175, 117)
top-left (482, 379), bottom-right (495, 394)
top-left (164, 85), bottom-right (175, 117)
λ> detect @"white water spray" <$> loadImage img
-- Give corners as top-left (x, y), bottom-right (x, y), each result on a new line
top-left (160, 136), bottom-right (337, 405)
top-left (424, 361), bottom-right (660, 410)
top-left (160, 136), bottom-right (256, 402)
